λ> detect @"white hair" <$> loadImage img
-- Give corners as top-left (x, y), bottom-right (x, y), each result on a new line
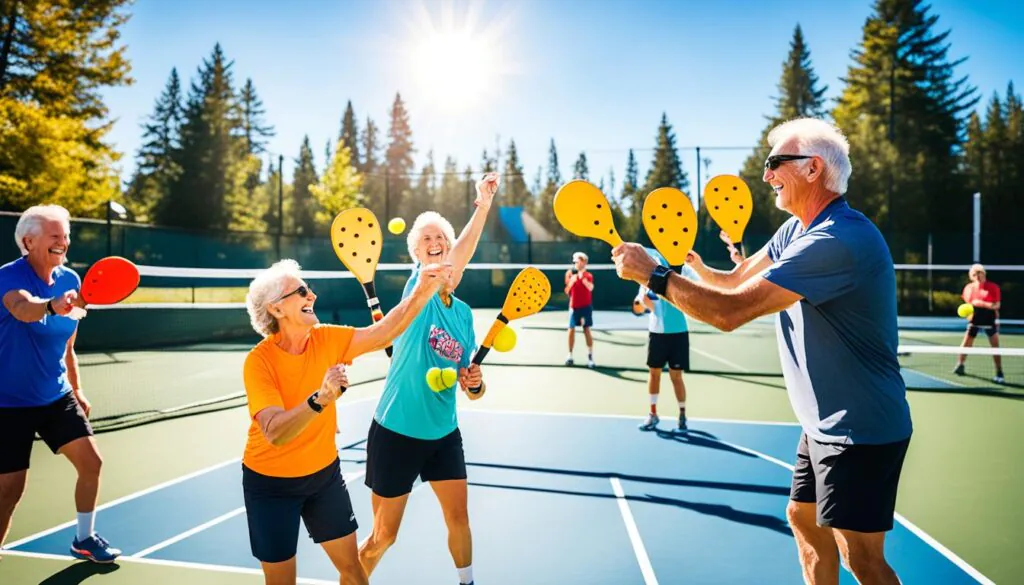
top-left (406, 211), bottom-right (456, 262)
top-left (573, 252), bottom-right (588, 262)
top-left (246, 259), bottom-right (302, 337)
top-left (14, 205), bottom-right (71, 255)
top-left (768, 118), bottom-right (852, 194)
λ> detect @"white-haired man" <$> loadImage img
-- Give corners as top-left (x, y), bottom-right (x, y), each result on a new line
top-left (612, 118), bottom-right (912, 585)
top-left (1, 205), bottom-right (121, 563)
top-left (565, 251), bottom-right (596, 368)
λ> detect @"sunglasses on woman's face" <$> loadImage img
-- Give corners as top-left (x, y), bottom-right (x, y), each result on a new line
top-left (274, 284), bottom-right (313, 303)
top-left (765, 154), bottom-right (815, 170)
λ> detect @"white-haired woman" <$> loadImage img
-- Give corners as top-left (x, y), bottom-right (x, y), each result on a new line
top-left (358, 174), bottom-right (498, 585)
top-left (1, 205), bottom-right (120, 563)
top-left (954, 263), bottom-right (1004, 383)
top-left (241, 258), bottom-right (451, 585)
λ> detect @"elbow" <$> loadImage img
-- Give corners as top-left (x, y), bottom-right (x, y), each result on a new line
top-left (266, 431), bottom-right (291, 447)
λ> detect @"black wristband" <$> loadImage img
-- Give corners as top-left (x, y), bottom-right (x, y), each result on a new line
top-left (307, 392), bottom-right (324, 413)
top-left (45, 299), bottom-right (57, 316)
top-left (646, 264), bottom-right (672, 297)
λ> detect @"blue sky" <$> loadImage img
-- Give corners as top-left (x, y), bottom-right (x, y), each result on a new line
top-left (103, 0), bottom-right (1023, 197)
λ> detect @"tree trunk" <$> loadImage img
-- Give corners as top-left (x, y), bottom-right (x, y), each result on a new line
top-left (0, 1), bottom-right (20, 94)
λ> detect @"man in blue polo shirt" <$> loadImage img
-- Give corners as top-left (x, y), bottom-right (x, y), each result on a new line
top-left (612, 118), bottom-right (911, 585)
top-left (633, 248), bottom-right (698, 433)
top-left (0, 205), bottom-right (121, 563)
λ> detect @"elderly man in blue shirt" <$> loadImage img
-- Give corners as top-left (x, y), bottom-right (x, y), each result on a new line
top-left (613, 118), bottom-right (912, 585)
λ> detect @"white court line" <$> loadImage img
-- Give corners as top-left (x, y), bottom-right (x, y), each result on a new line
top-left (0, 549), bottom-right (336, 585)
top-left (131, 469), bottom-right (368, 559)
top-left (462, 407), bottom-right (800, 426)
top-left (4, 396), bottom-right (379, 551)
top-left (690, 347), bottom-right (752, 373)
top-left (698, 435), bottom-right (995, 585)
top-left (609, 477), bottom-right (658, 585)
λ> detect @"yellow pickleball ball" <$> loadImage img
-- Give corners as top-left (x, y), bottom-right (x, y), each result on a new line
top-left (493, 326), bottom-right (517, 352)
top-left (957, 303), bottom-right (974, 319)
top-left (440, 367), bottom-right (458, 389)
top-left (425, 367), bottom-right (443, 391)
top-left (388, 217), bottom-right (406, 235)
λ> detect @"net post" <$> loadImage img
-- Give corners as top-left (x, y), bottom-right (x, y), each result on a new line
top-left (973, 192), bottom-right (981, 262)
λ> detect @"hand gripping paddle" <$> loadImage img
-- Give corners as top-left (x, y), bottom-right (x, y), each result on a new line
top-left (330, 208), bottom-right (391, 357)
top-left (704, 175), bottom-right (752, 253)
top-left (69, 256), bottom-right (141, 320)
top-left (553, 180), bottom-right (624, 248)
top-left (468, 267), bottom-right (551, 393)
top-left (641, 188), bottom-right (698, 266)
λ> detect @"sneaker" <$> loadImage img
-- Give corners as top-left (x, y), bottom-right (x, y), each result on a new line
top-left (677, 411), bottom-right (688, 432)
top-left (587, 357), bottom-right (596, 369)
top-left (70, 534), bottom-right (121, 563)
top-left (953, 364), bottom-right (965, 376)
top-left (565, 355), bottom-right (574, 366)
top-left (994, 373), bottom-right (1005, 384)
top-left (639, 413), bottom-right (659, 431)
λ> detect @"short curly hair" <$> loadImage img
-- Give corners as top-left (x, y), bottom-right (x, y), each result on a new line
top-left (246, 259), bottom-right (302, 337)
top-left (406, 211), bottom-right (456, 263)
top-left (15, 205), bottom-right (71, 256)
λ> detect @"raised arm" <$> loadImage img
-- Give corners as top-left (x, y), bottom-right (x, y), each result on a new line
top-left (347, 263), bottom-right (452, 357)
top-left (447, 172), bottom-right (499, 290)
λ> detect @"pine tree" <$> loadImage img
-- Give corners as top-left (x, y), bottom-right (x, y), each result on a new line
top-left (832, 0), bottom-right (978, 248)
top-left (311, 140), bottom-right (363, 229)
top-left (339, 101), bottom-right (361, 168)
top-left (573, 152), bottom-right (589, 180)
top-left (503, 139), bottom-right (530, 207)
top-left (480, 149), bottom-right (495, 173)
top-left (739, 24), bottom-right (829, 237)
top-left (534, 139), bottom-right (562, 236)
top-left (643, 113), bottom-right (688, 194)
top-left (291, 136), bottom-right (319, 235)
top-left (435, 156), bottom-right (464, 223)
top-left (127, 68), bottom-right (184, 222)
top-left (408, 150), bottom-right (437, 217)
top-left (0, 0), bottom-right (132, 214)
top-left (621, 149), bottom-right (642, 240)
top-left (385, 93), bottom-right (415, 215)
top-left (361, 116), bottom-right (384, 214)
top-left (238, 78), bottom-right (274, 155)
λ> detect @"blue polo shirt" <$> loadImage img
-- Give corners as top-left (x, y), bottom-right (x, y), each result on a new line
top-left (0, 257), bottom-right (80, 407)
top-left (373, 268), bottom-right (476, 440)
top-left (761, 197), bottom-right (912, 445)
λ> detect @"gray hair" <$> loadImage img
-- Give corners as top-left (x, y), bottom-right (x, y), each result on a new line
top-left (14, 205), bottom-right (71, 255)
top-left (767, 118), bottom-right (852, 194)
top-left (246, 259), bottom-right (302, 337)
top-left (406, 211), bottom-right (456, 262)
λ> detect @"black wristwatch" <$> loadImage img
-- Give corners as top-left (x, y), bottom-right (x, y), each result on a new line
top-left (307, 392), bottom-right (324, 413)
top-left (646, 264), bottom-right (672, 297)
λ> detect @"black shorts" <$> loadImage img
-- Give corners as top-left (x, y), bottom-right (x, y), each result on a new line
top-left (791, 433), bottom-right (911, 533)
top-left (242, 458), bottom-right (358, 563)
top-left (569, 305), bottom-right (594, 329)
top-left (364, 420), bottom-right (467, 498)
top-left (967, 323), bottom-right (999, 338)
top-left (647, 332), bottom-right (690, 371)
top-left (0, 393), bottom-right (93, 474)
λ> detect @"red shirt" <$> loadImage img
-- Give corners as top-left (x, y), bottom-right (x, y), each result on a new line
top-left (962, 280), bottom-right (1001, 305)
top-left (567, 271), bottom-right (594, 309)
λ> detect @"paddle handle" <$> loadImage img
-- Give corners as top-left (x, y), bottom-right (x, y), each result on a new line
top-left (468, 315), bottom-right (507, 394)
top-left (362, 281), bottom-right (393, 358)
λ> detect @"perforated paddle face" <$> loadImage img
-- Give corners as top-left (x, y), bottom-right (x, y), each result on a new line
top-left (502, 267), bottom-right (551, 320)
top-left (553, 180), bottom-right (623, 247)
top-left (704, 175), bottom-right (752, 243)
top-left (330, 208), bottom-right (383, 283)
top-left (81, 257), bottom-right (140, 305)
top-left (641, 188), bottom-right (698, 266)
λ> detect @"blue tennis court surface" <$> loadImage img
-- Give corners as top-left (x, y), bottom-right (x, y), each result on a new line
top-left (8, 399), bottom-right (989, 584)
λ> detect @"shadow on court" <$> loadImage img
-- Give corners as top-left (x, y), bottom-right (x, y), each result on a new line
top-left (38, 561), bottom-right (120, 585)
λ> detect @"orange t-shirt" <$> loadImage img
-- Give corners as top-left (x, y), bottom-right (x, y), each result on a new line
top-left (242, 324), bottom-right (355, 478)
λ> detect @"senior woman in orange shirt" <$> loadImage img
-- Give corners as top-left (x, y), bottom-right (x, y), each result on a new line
top-left (242, 259), bottom-right (450, 585)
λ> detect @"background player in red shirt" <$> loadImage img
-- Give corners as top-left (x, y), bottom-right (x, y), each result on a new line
top-left (955, 263), bottom-right (1005, 383)
top-left (565, 252), bottom-right (596, 368)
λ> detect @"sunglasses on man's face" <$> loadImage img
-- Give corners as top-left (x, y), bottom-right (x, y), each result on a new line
top-left (274, 284), bottom-right (313, 303)
top-left (765, 154), bottom-right (815, 170)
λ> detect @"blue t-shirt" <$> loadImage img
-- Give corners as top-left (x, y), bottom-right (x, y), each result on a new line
top-left (0, 257), bottom-right (81, 407)
top-left (635, 248), bottom-right (696, 334)
top-left (762, 197), bottom-right (912, 445)
top-left (373, 268), bottom-right (477, 440)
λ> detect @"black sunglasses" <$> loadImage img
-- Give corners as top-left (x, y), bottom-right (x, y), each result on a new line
top-left (273, 284), bottom-right (312, 303)
top-left (765, 154), bottom-right (815, 170)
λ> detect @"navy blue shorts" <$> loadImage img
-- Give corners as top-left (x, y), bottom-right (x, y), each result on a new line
top-left (242, 458), bottom-right (357, 563)
top-left (569, 305), bottom-right (594, 329)
top-left (364, 420), bottom-right (467, 498)
top-left (647, 332), bottom-right (690, 371)
top-left (0, 393), bottom-right (93, 474)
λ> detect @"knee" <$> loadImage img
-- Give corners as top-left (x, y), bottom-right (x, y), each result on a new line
top-left (785, 501), bottom-right (809, 530)
top-left (79, 451), bottom-right (104, 478)
top-left (371, 525), bottom-right (399, 550)
top-left (444, 508), bottom-right (470, 532)
top-left (842, 544), bottom-right (887, 578)
top-left (0, 486), bottom-right (25, 512)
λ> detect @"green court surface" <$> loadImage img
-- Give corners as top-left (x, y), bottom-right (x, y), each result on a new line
top-left (1, 309), bottom-right (1021, 584)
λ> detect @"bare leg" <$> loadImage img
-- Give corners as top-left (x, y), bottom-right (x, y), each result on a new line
top-left (259, 557), bottom-right (297, 585)
top-left (322, 532), bottom-right (368, 585)
top-left (0, 470), bottom-right (29, 551)
top-left (833, 528), bottom-right (901, 585)
top-left (786, 501), bottom-right (840, 585)
top-left (58, 437), bottom-right (103, 514)
top-left (358, 492), bottom-right (410, 577)
top-left (430, 480), bottom-right (472, 574)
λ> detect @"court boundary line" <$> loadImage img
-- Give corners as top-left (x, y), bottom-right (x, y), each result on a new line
top-left (609, 477), bottom-right (659, 585)
top-left (689, 347), bottom-right (752, 373)
top-left (0, 549), bottom-right (336, 585)
top-left (461, 407), bottom-right (801, 427)
top-left (700, 436), bottom-right (995, 585)
top-left (4, 396), bottom-right (379, 551)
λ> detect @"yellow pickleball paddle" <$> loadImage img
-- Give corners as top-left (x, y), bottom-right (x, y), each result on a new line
top-left (641, 187), bottom-right (698, 266)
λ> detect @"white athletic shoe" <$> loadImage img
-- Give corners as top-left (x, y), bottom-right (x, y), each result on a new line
top-left (639, 413), bottom-right (659, 431)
